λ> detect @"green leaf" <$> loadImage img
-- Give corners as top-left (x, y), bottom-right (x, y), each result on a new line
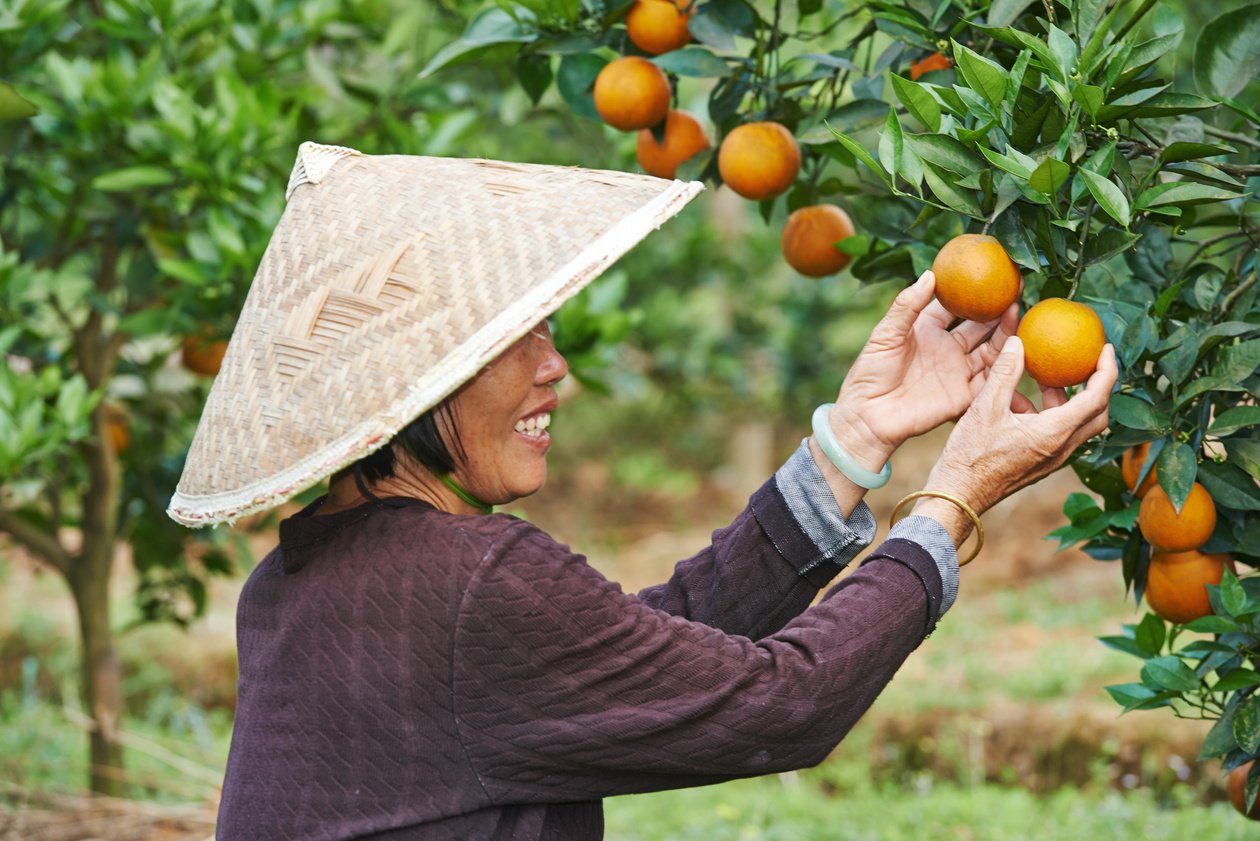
top-left (921, 162), bottom-right (983, 218)
top-left (1135, 182), bottom-right (1240, 210)
top-left (952, 40), bottom-right (1008, 107)
top-left (1105, 682), bottom-right (1170, 711)
top-left (92, 166), bottom-right (175, 192)
top-left (1077, 169), bottom-right (1130, 228)
top-left (1110, 393), bottom-right (1166, 431)
top-left (1183, 615), bottom-right (1239, 634)
top-left (879, 109), bottom-right (923, 190)
top-left (1099, 633), bottom-right (1152, 659)
top-left (516, 53), bottom-right (553, 104)
top-left (653, 46), bottom-right (728, 77)
top-left (1210, 406), bottom-right (1260, 437)
top-left (890, 74), bottom-right (941, 132)
top-left (1213, 670), bottom-right (1260, 692)
top-left (688, 8), bottom-right (738, 50)
top-left (419, 7), bottom-right (533, 78)
top-left (1046, 24), bottom-right (1078, 81)
top-left (1141, 655), bottom-right (1200, 692)
top-left (1082, 229), bottom-right (1141, 267)
top-left (1216, 339), bottom-right (1260, 384)
top-left (1201, 702), bottom-right (1240, 758)
top-left (828, 127), bottom-right (893, 189)
top-left (0, 80), bottom-right (38, 120)
top-left (906, 134), bottom-right (983, 176)
top-left (1029, 158), bottom-right (1071, 196)
top-left (1159, 141), bottom-right (1238, 165)
top-left (1154, 441), bottom-right (1196, 513)
top-left (556, 53), bottom-right (607, 120)
top-left (987, 0), bottom-right (1036, 26)
top-left (1194, 3), bottom-right (1260, 99)
top-left (1198, 461), bottom-right (1260, 511)
top-left (1072, 84), bottom-right (1104, 119)
top-left (980, 146), bottom-right (1032, 179)
top-left (1221, 567), bottom-right (1248, 617)
top-left (1227, 440), bottom-right (1260, 481)
top-left (1135, 612), bottom-right (1166, 656)
top-left (1234, 693), bottom-right (1260, 754)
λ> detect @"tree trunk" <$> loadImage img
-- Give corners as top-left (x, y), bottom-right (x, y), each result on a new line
top-left (71, 561), bottom-right (124, 796)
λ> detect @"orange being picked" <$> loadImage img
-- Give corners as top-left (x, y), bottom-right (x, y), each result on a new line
top-left (930, 234), bottom-right (1021, 322)
top-left (182, 334), bottom-right (229, 376)
top-left (1121, 442), bottom-right (1160, 498)
top-left (1144, 549), bottom-right (1233, 624)
top-left (593, 56), bottom-right (671, 131)
top-left (780, 204), bottom-right (856, 277)
top-left (1016, 298), bottom-right (1106, 388)
top-left (910, 51), bottom-right (952, 80)
top-left (717, 121), bottom-right (801, 201)
top-left (1138, 482), bottom-right (1217, 552)
top-left (636, 110), bottom-right (709, 179)
top-left (626, 0), bottom-right (692, 55)
top-left (1229, 761), bottom-right (1260, 819)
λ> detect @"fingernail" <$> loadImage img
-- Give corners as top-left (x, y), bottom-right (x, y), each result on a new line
top-left (1004, 335), bottom-right (1022, 352)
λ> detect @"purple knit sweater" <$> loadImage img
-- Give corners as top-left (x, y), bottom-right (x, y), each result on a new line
top-left (216, 476), bottom-right (942, 840)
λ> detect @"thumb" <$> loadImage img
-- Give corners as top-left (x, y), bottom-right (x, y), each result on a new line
top-left (870, 271), bottom-right (935, 342)
top-left (981, 335), bottom-right (1025, 414)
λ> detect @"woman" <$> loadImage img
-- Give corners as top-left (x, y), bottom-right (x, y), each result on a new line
top-left (172, 146), bottom-right (1115, 840)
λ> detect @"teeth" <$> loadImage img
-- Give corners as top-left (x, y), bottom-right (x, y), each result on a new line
top-left (514, 412), bottom-right (551, 437)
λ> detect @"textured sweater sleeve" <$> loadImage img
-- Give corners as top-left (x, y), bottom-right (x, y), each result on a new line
top-left (451, 518), bottom-right (942, 805)
top-left (635, 469), bottom-right (875, 639)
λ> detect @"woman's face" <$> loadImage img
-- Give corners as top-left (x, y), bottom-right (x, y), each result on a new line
top-left (445, 322), bottom-right (568, 506)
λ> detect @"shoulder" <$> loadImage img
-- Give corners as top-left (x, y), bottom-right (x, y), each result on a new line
top-left (379, 506), bottom-right (577, 570)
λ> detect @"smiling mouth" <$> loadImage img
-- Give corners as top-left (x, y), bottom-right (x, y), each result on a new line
top-left (514, 412), bottom-right (552, 438)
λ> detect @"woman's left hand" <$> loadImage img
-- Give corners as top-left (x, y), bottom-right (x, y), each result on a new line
top-left (828, 270), bottom-right (1028, 461)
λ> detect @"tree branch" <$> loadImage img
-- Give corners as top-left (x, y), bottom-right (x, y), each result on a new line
top-left (0, 506), bottom-right (72, 575)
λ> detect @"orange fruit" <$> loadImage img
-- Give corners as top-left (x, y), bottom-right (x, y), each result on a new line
top-left (931, 234), bottom-right (1022, 322)
top-left (717, 121), bottom-right (801, 201)
top-left (1138, 482), bottom-right (1217, 552)
top-left (181, 335), bottom-right (229, 377)
top-left (636, 110), bottom-right (709, 179)
top-left (593, 56), bottom-right (671, 131)
top-left (1144, 549), bottom-right (1233, 624)
top-left (1121, 442), bottom-right (1160, 498)
top-left (910, 52), bottom-right (952, 80)
top-left (1229, 761), bottom-right (1260, 819)
top-left (626, 0), bottom-right (692, 55)
top-left (103, 405), bottom-right (130, 454)
top-left (780, 204), bottom-right (856, 277)
top-left (1016, 298), bottom-right (1106, 388)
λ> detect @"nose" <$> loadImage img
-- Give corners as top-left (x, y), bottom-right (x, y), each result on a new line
top-left (536, 339), bottom-right (568, 387)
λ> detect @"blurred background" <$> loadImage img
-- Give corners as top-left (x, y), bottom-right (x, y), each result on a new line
top-left (0, 0), bottom-right (1256, 837)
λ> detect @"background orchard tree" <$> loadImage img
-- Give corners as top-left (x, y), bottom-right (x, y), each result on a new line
top-left (0, 0), bottom-right (607, 795)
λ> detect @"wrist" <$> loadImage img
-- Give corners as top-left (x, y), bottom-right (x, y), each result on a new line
top-left (827, 403), bottom-right (897, 472)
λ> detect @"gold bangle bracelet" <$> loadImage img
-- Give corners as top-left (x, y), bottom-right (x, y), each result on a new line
top-left (889, 491), bottom-right (984, 566)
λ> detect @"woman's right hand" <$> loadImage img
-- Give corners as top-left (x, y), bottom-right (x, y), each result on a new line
top-left (913, 334), bottom-right (1117, 532)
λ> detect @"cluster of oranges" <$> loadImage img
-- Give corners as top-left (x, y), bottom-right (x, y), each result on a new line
top-left (1119, 441), bottom-right (1226, 625)
top-left (591, 0), bottom-right (854, 278)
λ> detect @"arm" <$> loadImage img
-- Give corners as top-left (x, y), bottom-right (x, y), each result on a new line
top-left (636, 442), bottom-right (875, 639)
top-left (452, 520), bottom-right (943, 804)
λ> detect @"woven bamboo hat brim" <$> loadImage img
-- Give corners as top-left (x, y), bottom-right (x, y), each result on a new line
top-left (168, 142), bottom-right (703, 527)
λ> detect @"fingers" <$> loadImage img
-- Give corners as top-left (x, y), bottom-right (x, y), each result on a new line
top-left (962, 301), bottom-right (1021, 372)
top-left (1054, 344), bottom-right (1118, 424)
top-left (1041, 385), bottom-right (1069, 410)
top-left (1010, 391), bottom-right (1037, 414)
top-left (973, 334), bottom-right (1025, 417)
top-left (871, 271), bottom-right (937, 341)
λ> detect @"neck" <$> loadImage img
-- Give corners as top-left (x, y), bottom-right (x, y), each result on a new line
top-left (325, 465), bottom-right (488, 516)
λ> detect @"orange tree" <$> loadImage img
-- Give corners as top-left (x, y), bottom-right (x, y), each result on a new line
top-left (431, 0), bottom-right (1260, 804)
top-left (0, 0), bottom-right (631, 795)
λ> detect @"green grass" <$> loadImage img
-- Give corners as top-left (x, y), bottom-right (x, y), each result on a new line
top-left (605, 771), bottom-right (1255, 840)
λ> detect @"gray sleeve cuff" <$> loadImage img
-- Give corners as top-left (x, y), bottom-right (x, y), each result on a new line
top-left (888, 515), bottom-right (960, 616)
top-left (773, 439), bottom-right (877, 569)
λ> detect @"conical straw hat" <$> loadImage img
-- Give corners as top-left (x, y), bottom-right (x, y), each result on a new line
top-left (168, 142), bottom-right (703, 527)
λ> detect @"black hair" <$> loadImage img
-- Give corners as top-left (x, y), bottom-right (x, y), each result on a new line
top-left (352, 400), bottom-right (466, 484)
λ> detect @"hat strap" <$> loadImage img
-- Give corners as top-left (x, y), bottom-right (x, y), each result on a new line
top-left (439, 473), bottom-right (493, 514)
